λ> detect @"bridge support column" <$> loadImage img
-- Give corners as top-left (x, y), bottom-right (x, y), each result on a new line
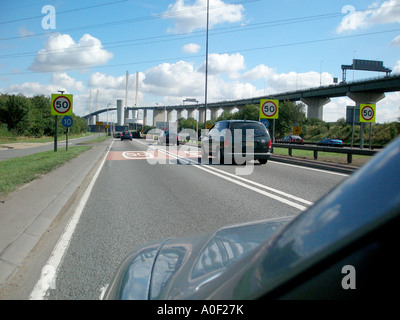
top-left (211, 108), bottom-right (220, 120)
top-left (143, 109), bottom-right (148, 126)
top-left (347, 92), bottom-right (385, 149)
top-left (199, 109), bottom-right (206, 124)
top-left (177, 109), bottom-right (185, 119)
top-left (347, 92), bottom-right (385, 105)
top-left (124, 108), bottom-right (130, 122)
top-left (153, 109), bottom-right (165, 126)
top-left (117, 99), bottom-right (124, 126)
top-left (189, 109), bottom-right (197, 120)
top-left (167, 110), bottom-right (174, 122)
top-left (221, 106), bottom-right (234, 114)
top-left (301, 97), bottom-right (330, 120)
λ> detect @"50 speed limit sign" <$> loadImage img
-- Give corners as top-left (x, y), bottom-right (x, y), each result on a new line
top-left (360, 104), bottom-right (375, 123)
top-left (260, 99), bottom-right (279, 119)
top-left (51, 94), bottom-right (73, 116)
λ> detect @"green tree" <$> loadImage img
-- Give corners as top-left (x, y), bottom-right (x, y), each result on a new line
top-left (274, 100), bottom-right (306, 138)
top-left (0, 95), bottom-right (31, 135)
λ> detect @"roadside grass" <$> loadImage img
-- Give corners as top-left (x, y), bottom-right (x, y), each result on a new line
top-left (273, 147), bottom-right (371, 166)
top-left (78, 132), bottom-right (109, 144)
top-left (0, 146), bottom-right (91, 197)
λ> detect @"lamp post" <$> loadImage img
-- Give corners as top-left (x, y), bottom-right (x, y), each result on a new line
top-left (204, 0), bottom-right (209, 131)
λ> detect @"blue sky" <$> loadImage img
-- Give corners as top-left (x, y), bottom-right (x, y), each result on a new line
top-left (1, 0), bottom-right (400, 123)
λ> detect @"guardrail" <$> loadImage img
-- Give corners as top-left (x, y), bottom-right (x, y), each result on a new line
top-left (272, 143), bottom-right (378, 164)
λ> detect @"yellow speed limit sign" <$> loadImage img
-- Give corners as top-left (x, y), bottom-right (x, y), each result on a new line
top-left (51, 94), bottom-right (73, 116)
top-left (260, 99), bottom-right (279, 119)
top-left (360, 104), bottom-right (376, 123)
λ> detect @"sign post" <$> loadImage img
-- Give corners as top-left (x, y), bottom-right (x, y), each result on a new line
top-left (62, 116), bottom-right (73, 151)
top-left (51, 93), bottom-right (73, 152)
top-left (260, 99), bottom-right (279, 143)
top-left (360, 104), bottom-right (376, 150)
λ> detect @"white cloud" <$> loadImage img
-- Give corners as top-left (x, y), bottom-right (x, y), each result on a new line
top-left (182, 43), bottom-right (201, 53)
top-left (51, 72), bottom-right (85, 91)
top-left (198, 53), bottom-right (245, 78)
top-left (162, 0), bottom-right (244, 33)
top-left (143, 61), bottom-right (204, 97)
top-left (18, 26), bottom-right (35, 38)
top-left (336, 0), bottom-right (400, 33)
top-left (88, 72), bottom-right (127, 89)
top-left (393, 60), bottom-right (400, 73)
top-left (29, 33), bottom-right (113, 72)
top-left (390, 35), bottom-right (400, 46)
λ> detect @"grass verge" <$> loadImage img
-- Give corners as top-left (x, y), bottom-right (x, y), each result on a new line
top-left (0, 146), bottom-right (91, 197)
top-left (272, 147), bottom-right (371, 166)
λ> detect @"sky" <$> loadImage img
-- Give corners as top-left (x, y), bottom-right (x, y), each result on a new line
top-left (1, 0), bottom-right (400, 124)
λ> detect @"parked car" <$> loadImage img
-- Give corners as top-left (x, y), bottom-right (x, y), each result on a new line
top-left (201, 120), bottom-right (271, 164)
top-left (104, 136), bottom-right (400, 300)
top-left (281, 135), bottom-right (304, 144)
top-left (317, 137), bottom-right (344, 147)
top-left (120, 131), bottom-right (132, 141)
top-left (157, 130), bottom-right (179, 145)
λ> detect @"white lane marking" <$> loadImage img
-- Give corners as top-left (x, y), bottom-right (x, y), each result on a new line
top-left (194, 164), bottom-right (308, 211)
top-left (29, 139), bottom-right (114, 300)
top-left (204, 165), bottom-right (313, 206)
top-left (270, 160), bottom-right (349, 177)
top-left (152, 146), bottom-right (310, 211)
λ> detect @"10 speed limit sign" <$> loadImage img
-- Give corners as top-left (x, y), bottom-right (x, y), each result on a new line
top-left (51, 94), bottom-right (73, 116)
top-left (260, 99), bottom-right (279, 119)
top-left (360, 104), bottom-right (375, 123)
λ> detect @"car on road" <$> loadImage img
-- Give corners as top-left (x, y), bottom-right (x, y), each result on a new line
top-left (280, 135), bottom-right (304, 144)
top-left (157, 130), bottom-right (179, 145)
top-left (120, 131), bottom-right (132, 141)
top-left (317, 137), bottom-right (344, 147)
top-left (104, 136), bottom-right (400, 300)
top-left (201, 120), bottom-right (272, 164)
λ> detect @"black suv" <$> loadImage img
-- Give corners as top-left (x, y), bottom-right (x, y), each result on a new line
top-left (121, 131), bottom-right (132, 141)
top-left (201, 120), bottom-right (272, 164)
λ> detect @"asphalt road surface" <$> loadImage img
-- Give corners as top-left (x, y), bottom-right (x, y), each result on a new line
top-left (8, 138), bottom-right (349, 299)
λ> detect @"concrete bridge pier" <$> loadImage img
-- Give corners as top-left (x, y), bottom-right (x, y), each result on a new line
top-left (189, 109), bottom-right (197, 120)
top-left (211, 108), bottom-right (220, 120)
top-left (143, 109), bottom-right (149, 126)
top-left (153, 109), bottom-right (165, 126)
top-left (167, 110), bottom-right (174, 122)
top-left (199, 109), bottom-right (206, 124)
top-left (301, 97), bottom-right (330, 120)
top-left (177, 109), bottom-right (185, 119)
top-left (117, 99), bottom-right (124, 126)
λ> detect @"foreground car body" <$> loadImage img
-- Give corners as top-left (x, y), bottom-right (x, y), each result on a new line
top-left (105, 136), bottom-right (400, 300)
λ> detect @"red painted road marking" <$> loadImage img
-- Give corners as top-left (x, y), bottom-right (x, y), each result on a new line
top-left (106, 150), bottom-right (201, 161)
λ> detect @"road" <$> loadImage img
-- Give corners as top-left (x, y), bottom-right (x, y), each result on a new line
top-left (3, 137), bottom-right (348, 299)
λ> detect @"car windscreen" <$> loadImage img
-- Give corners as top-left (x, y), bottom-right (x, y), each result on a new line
top-left (230, 122), bottom-right (269, 137)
